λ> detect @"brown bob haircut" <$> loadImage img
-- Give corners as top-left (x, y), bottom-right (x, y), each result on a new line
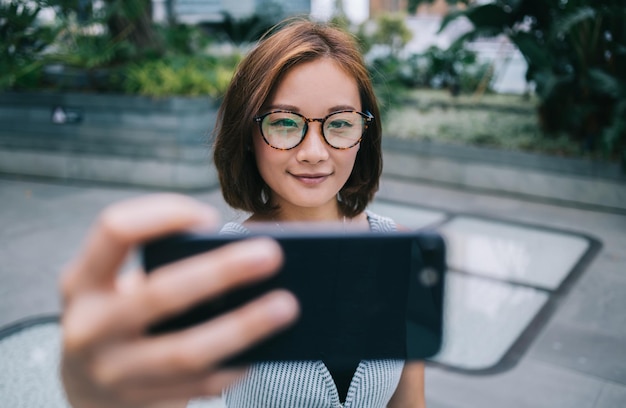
top-left (213, 18), bottom-right (383, 218)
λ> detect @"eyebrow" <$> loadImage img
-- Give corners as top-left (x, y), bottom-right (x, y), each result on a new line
top-left (265, 104), bottom-right (359, 114)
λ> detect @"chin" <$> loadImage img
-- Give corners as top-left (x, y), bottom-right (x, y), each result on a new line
top-left (287, 195), bottom-right (336, 209)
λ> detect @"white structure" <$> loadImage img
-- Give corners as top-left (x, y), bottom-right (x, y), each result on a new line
top-left (153, 0), bottom-right (311, 24)
top-left (405, 15), bottom-right (529, 94)
top-left (311, 0), bottom-right (369, 24)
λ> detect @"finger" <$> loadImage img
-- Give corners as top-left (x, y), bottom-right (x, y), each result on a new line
top-left (65, 237), bottom-right (285, 347)
top-left (93, 290), bottom-right (299, 385)
top-left (116, 270), bottom-right (146, 294)
top-left (135, 236), bottom-right (285, 329)
top-left (61, 194), bottom-right (219, 300)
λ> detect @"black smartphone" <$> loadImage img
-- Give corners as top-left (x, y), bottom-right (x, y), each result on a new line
top-left (142, 229), bottom-right (446, 366)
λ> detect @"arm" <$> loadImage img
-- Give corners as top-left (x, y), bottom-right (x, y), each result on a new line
top-left (60, 194), bottom-right (299, 408)
top-left (387, 361), bottom-right (426, 408)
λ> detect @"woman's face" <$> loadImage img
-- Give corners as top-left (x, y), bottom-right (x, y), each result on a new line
top-left (253, 58), bottom-right (362, 219)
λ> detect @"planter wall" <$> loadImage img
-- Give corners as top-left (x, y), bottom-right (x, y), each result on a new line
top-left (383, 138), bottom-right (626, 213)
top-left (2, 91), bottom-right (624, 211)
top-left (0, 92), bottom-right (219, 189)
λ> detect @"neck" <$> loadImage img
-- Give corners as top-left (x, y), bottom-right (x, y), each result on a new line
top-left (274, 205), bottom-right (344, 223)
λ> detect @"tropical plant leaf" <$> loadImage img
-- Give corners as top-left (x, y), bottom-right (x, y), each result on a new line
top-left (0, 0), bottom-right (59, 90)
top-left (436, 0), bottom-right (625, 159)
top-left (587, 68), bottom-right (624, 99)
top-left (447, 27), bottom-right (503, 50)
top-left (464, 3), bottom-right (510, 30)
top-left (551, 6), bottom-right (596, 40)
top-left (438, 9), bottom-right (468, 34)
top-left (510, 31), bottom-right (552, 70)
top-left (532, 69), bottom-right (574, 101)
top-left (601, 101), bottom-right (626, 154)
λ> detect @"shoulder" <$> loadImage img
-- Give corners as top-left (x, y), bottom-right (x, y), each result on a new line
top-left (220, 221), bottom-right (251, 236)
top-left (365, 210), bottom-right (397, 232)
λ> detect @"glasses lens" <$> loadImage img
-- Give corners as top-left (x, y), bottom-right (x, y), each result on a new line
top-left (261, 112), bottom-right (305, 149)
top-left (324, 111), bottom-right (365, 148)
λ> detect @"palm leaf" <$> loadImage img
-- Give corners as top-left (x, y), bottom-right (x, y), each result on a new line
top-left (587, 68), bottom-right (624, 99)
top-left (551, 6), bottom-right (596, 40)
top-left (511, 31), bottom-right (552, 70)
top-left (440, 3), bottom-right (510, 33)
top-left (438, 8), bottom-right (468, 34)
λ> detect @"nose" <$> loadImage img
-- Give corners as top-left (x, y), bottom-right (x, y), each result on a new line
top-left (295, 122), bottom-right (330, 163)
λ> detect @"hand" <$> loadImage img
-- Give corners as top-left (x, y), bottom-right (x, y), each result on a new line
top-left (59, 194), bottom-right (299, 408)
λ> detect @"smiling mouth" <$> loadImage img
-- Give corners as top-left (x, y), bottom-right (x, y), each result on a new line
top-left (290, 172), bottom-right (332, 184)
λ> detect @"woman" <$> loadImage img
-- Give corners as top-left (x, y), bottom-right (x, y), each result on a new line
top-left (213, 19), bottom-right (425, 408)
top-left (60, 18), bottom-right (424, 408)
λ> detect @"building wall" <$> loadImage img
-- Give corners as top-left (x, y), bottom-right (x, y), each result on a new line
top-left (369, 0), bottom-right (463, 17)
top-left (172, 0), bottom-right (310, 23)
top-left (370, 0), bottom-right (408, 17)
top-left (415, 0), bottom-right (464, 16)
top-left (173, 0), bottom-right (223, 23)
top-left (224, 0), bottom-right (257, 19)
top-left (258, 0), bottom-right (310, 16)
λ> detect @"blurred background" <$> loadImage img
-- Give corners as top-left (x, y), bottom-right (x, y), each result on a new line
top-left (2, 0), bottom-right (624, 172)
top-left (1, 1), bottom-right (625, 407)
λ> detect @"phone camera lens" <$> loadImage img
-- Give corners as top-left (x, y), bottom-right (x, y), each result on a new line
top-left (418, 267), bottom-right (439, 287)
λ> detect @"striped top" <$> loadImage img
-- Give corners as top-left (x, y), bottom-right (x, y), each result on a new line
top-left (220, 211), bottom-right (404, 408)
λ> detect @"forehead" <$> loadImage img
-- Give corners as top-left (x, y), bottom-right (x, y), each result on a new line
top-left (267, 58), bottom-right (361, 113)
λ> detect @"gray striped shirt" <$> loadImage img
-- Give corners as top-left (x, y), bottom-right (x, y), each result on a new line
top-left (221, 211), bottom-right (404, 407)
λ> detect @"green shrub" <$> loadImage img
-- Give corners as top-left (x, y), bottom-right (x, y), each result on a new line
top-left (0, 0), bottom-right (58, 90)
top-left (415, 45), bottom-right (493, 94)
top-left (440, 0), bottom-right (626, 162)
top-left (122, 55), bottom-right (239, 98)
top-left (51, 30), bottom-right (136, 69)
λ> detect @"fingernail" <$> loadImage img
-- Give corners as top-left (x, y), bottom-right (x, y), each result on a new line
top-left (244, 238), bottom-right (283, 262)
top-left (265, 291), bottom-right (300, 324)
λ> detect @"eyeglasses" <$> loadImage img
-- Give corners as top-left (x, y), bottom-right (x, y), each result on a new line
top-left (254, 110), bottom-right (373, 150)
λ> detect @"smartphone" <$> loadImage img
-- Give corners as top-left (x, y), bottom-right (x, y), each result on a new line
top-left (142, 228), bottom-right (446, 366)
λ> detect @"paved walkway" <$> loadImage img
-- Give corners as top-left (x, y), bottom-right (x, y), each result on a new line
top-left (1, 175), bottom-right (625, 407)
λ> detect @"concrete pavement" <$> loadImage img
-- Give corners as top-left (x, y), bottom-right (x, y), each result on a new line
top-left (1, 175), bottom-right (625, 407)
top-left (379, 178), bottom-right (626, 408)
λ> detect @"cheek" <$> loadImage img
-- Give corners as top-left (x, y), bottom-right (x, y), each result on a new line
top-left (350, 144), bottom-right (360, 164)
top-left (253, 135), bottom-right (284, 182)
top-left (337, 149), bottom-right (359, 174)
top-left (252, 132), bottom-right (271, 164)
top-left (251, 129), bottom-right (264, 153)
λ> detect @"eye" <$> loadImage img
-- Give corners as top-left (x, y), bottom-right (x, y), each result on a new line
top-left (327, 119), bottom-right (353, 129)
top-left (269, 118), bottom-right (299, 128)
